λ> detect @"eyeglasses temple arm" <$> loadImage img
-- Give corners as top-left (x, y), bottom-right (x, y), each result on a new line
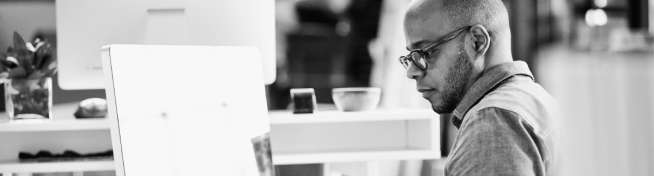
top-left (422, 26), bottom-right (472, 51)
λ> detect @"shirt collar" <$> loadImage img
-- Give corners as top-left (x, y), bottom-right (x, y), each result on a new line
top-left (451, 61), bottom-right (534, 126)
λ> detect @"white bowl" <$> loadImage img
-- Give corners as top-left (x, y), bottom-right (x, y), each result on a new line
top-left (332, 87), bottom-right (381, 112)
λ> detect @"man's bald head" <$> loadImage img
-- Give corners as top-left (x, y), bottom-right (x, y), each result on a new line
top-left (406, 0), bottom-right (510, 45)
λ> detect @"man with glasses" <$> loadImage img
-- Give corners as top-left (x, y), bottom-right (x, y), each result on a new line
top-left (401, 0), bottom-right (560, 175)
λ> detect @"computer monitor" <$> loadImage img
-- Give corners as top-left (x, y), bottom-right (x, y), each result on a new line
top-left (56, 0), bottom-right (276, 90)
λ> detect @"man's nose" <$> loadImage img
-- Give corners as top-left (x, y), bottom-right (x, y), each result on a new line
top-left (406, 63), bottom-right (425, 79)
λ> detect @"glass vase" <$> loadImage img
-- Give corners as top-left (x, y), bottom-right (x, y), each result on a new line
top-left (5, 77), bottom-right (52, 120)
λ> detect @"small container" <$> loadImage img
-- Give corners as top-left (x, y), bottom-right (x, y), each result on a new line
top-left (290, 88), bottom-right (317, 114)
top-left (332, 87), bottom-right (381, 112)
top-left (5, 77), bottom-right (53, 120)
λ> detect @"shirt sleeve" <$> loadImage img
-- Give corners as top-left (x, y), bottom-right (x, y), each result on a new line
top-left (446, 107), bottom-right (546, 176)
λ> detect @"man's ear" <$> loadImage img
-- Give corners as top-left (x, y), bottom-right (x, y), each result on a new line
top-left (469, 24), bottom-right (490, 57)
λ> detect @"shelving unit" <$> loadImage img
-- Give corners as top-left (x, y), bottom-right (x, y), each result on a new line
top-left (1, 105), bottom-right (440, 176)
top-left (268, 109), bottom-right (441, 176)
top-left (0, 102), bottom-right (114, 176)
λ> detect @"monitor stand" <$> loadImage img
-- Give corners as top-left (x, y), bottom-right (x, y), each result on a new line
top-left (145, 8), bottom-right (190, 45)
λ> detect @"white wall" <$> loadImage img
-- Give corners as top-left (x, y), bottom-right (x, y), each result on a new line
top-left (0, 1), bottom-right (56, 51)
top-left (537, 45), bottom-right (654, 176)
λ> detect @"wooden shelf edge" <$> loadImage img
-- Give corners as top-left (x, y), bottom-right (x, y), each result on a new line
top-left (0, 160), bottom-right (115, 172)
top-left (272, 150), bottom-right (441, 165)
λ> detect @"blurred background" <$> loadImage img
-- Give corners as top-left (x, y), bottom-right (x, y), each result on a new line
top-left (1, 0), bottom-right (654, 175)
top-left (271, 0), bottom-right (654, 175)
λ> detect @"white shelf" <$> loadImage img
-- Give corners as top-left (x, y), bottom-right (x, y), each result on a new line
top-left (0, 160), bottom-right (115, 172)
top-left (268, 109), bottom-right (436, 124)
top-left (272, 149), bottom-right (441, 165)
top-left (0, 119), bottom-right (110, 132)
top-left (269, 108), bottom-right (440, 165)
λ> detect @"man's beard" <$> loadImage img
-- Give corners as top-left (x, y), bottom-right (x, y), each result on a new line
top-left (432, 43), bottom-right (472, 114)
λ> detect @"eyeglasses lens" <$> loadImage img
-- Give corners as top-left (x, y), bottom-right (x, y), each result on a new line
top-left (410, 52), bottom-right (426, 69)
top-left (399, 56), bottom-right (410, 69)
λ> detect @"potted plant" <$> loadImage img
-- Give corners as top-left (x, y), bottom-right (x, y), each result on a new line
top-left (0, 32), bottom-right (56, 120)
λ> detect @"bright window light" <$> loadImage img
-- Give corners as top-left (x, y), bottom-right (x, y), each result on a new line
top-left (594, 0), bottom-right (608, 8)
top-left (585, 10), bottom-right (597, 27)
top-left (585, 9), bottom-right (608, 27)
top-left (593, 9), bottom-right (608, 26)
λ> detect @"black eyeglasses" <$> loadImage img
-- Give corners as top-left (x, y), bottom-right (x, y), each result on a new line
top-left (399, 26), bottom-right (472, 70)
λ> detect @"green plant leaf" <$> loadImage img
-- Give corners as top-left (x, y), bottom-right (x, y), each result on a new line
top-left (8, 67), bottom-right (26, 79)
top-left (42, 61), bottom-right (57, 77)
top-left (23, 53), bottom-right (33, 76)
top-left (34, 43), bottom-right (53, 69)
top-left (4, 56), bottom-right (19, 68)
top-left (27, 71), bottom-right (45, 79)
top-left (13, 32), bottom-right (27, 51)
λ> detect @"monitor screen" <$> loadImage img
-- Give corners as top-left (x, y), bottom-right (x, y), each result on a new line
top-left (56, 0), bottom-right (276, 90)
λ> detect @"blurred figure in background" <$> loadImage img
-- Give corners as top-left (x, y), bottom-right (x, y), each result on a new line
top-left (269, 0), bottom-right (383, 109)
top-left (401, 0), bottom-right (561, 175)
top-left (340, 0), bottom-right (383, 87)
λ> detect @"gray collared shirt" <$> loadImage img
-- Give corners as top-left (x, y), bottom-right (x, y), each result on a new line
top-left (444, 61), bottom-right (560, 176)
